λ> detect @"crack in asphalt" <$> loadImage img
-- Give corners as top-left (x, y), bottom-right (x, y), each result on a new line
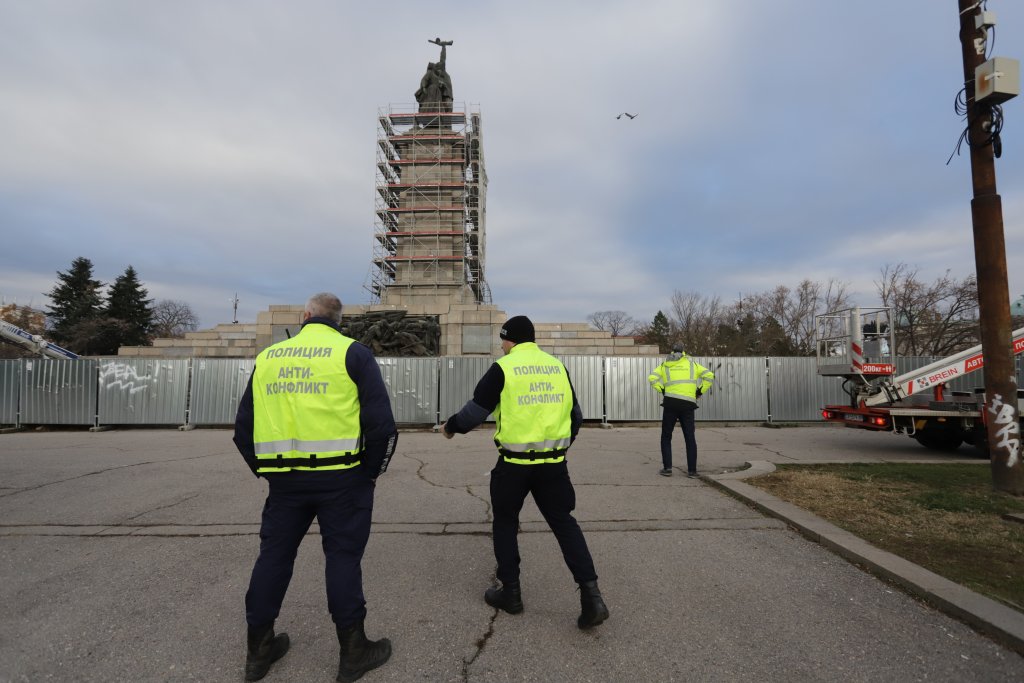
top-left (0, 522), bottom-right (255, 527)
top-left (462, 572), bottom-right (500, 682)
top-left (461, 610), bottom-right (498, 682)
top-left (0, 523), bottom-right (785, 539)
top-left (403, 452), bottom-right (492, 522)
top-left (125, 493), bottom-right (201, 521)
top-left (0, 452), bottom-right (222, 500)
top-left (403, 452), bottom-right (448, 490)
top-left (466, 485), bottom-right (492, 523)
top-left (710, 428), bottom-right (793, 461)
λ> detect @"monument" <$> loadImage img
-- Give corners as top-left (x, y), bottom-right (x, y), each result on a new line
top-left (118, 41), bottom-right (659, 359)
top-left (361, 38), bottom-right (505, 355)
top-left (415, 38), bottom-right (454, 115)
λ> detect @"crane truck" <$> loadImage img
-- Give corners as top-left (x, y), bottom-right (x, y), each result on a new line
top-left (0, 318), bottom-right (79, 360)
top-left (815, 307), bottom-right (1023, 454)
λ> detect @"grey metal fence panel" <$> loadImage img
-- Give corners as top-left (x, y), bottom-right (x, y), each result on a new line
top-left (605, 356), bottom-right (768, 422)
top-left (0, 360), bottom-right (21, 425)
top-left (438, 356), bottom-right (495, 422)
top-left (377, 357), bottom-right (437, 424)
top-left (19, 358), bottom-right (97, 425)
top-left (696, 357), bottom-right (769, 421)
top-left (556, 355), bottom-right (603, 420)
top-left (768, 357), bottom-right (850, 421)
top-left (188, 359), bottom-right (254, 425)
top-left (97, 359), bottom-right (189, 425)
top-left (604, 356), bottom-right (663, 421)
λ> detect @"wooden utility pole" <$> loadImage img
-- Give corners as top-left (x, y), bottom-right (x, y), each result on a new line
top-left (956, 0), bottom-right (1022, 494)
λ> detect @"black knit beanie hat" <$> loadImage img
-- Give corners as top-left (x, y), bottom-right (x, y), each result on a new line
top-left (499, 315), bottom-right (535, 344)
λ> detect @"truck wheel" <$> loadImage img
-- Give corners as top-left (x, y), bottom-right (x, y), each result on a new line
top-left (913, 428), bottom-right (963, 451)
top-left (967, 426), bottom-right (990, 459)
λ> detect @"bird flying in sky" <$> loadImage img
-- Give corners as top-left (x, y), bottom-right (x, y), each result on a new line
top-left (616, 113), bottom-right (637, 120)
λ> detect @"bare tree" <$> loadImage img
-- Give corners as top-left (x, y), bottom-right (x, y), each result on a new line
top-left (739, 279), bottom-right (851, 356)
top-left (150, 299), bottom-right (200, 339)
top-left (668, 291), bottom-right (731, 355)
top-left (875, 263), bottom-right (978, 356)
top-left (586, 310), bottom-right (635, 336)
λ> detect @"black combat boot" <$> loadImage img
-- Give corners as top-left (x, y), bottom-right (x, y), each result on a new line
top-left (245, 622), bottom-right (290, 681)
top-left (577, 580), bottom-right (609, 629)
top-left (335, 620), bottom-right (392, 683)
top-left (484, 581), bottom-right (524, 614)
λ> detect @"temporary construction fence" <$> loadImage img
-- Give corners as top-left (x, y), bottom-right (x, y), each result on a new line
top-left (0, 355), bottom-right (1021, 429)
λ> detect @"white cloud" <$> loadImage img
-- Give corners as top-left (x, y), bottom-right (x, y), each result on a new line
top-left (1, 0), bottom-right (1022, 335)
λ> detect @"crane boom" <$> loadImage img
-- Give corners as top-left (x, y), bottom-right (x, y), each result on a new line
top-left (0, 318), bottom-right (80, 360)
top-left (864, 326), bottom-right (1024, 407)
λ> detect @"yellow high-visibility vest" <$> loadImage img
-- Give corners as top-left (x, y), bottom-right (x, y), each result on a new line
top-left (494, 342), bottom-right (572, 465)
top-left (648, 355), bottom-right (714, 405)
top-left (252, 324), bottom-right (362, 473)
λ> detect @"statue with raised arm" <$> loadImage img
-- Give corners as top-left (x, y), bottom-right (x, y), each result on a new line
top-left (415, 38), bottom-right (454, 114)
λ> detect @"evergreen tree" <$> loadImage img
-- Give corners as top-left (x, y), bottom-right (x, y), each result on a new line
top-left (105, 265), bottom-right (153, 347)
top-left (640, 310), bottom-right (673, 353)
top-left (46, 257), bottom-right (104, 347)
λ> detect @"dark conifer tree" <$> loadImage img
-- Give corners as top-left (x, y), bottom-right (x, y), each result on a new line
top-left (105, 265), bottom-right (153, 347)
top-left (45, 257), bottom-right (104, 347)
top-left (644, 310), bottom-right (673, 353)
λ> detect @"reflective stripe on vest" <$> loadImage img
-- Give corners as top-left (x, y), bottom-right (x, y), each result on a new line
top-left (665, 362), bottom-right (698, 388)
top-left (494, 342), bottom-right (572, 465)
top-left (659, 357), bottom-right (712, 402)
top-left (254, 438), bottom-right (361, 455)
top-left (252, 324), bottom-right (362, 473)
top-left (499, 437), bottom-right (572, 451)
top-left (502, 453), bottom-right (566, 465)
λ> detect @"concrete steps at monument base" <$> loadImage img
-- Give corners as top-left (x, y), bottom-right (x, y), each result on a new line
top-left (116, 308), bottom-right (660, 358)
top-left (118, 324), bottom-right (257, 359)
top-left (533, 324), bottom-right (659, 356)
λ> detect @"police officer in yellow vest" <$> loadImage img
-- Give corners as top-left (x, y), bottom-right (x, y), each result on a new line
top-left (442, 315), bottom-right (609, 629)
top-left (648, 344), bottom-right (714, 478)
top-left (233, 293), bottom-right (398, 682)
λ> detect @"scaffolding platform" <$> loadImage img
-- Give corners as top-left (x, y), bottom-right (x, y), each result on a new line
top-left (365, 103), bottom-right (490, 306)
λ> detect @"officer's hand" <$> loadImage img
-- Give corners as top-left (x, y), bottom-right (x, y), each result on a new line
top-left (696, 388), bottom-right (702, 398)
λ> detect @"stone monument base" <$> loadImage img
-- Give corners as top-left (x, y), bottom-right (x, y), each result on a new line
top-left (117, 304), bottom-right (661, 358)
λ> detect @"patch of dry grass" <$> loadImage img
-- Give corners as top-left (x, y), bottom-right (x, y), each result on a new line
top-left (747, 463), bottom-right (1024, 610)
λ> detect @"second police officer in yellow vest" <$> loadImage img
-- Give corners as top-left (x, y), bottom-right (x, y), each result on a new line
top-left (648, 344), bottom-right (715, 478)
top-left (443, 315), bottom-right (610, 629)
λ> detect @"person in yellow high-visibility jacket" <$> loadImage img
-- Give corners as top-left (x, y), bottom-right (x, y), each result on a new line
top-left (233, 292), bottom-right (398, 682)
top-left (442, 315), bottom-right (609, 630)
top-left (648, 345), bottom-right (714, 478)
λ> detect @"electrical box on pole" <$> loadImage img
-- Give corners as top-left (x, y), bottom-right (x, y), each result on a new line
top-left (975, 57), bottom-right (1020, 104)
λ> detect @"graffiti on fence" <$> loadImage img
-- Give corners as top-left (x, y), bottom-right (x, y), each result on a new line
top-left (720, 361), bottom-right (745, 394)
top-left (99, 362), bottom-right (157, 396)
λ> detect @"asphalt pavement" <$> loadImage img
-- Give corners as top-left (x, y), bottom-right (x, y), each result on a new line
top-left (1, 424), bottom-right (1022, 682)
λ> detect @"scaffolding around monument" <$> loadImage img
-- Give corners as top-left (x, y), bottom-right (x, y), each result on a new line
top-left (367, 102), bottom-right (491, 307)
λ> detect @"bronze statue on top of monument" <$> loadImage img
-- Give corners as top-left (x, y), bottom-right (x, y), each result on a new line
top-left (415, 38), bottom-right (454, 123)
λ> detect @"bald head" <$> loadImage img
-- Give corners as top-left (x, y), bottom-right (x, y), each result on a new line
top-left (305, 292), bottom-right (343, 324)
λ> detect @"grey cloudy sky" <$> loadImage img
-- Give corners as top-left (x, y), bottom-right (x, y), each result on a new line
top-left (1, 0), bottom-right (1022, 329)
